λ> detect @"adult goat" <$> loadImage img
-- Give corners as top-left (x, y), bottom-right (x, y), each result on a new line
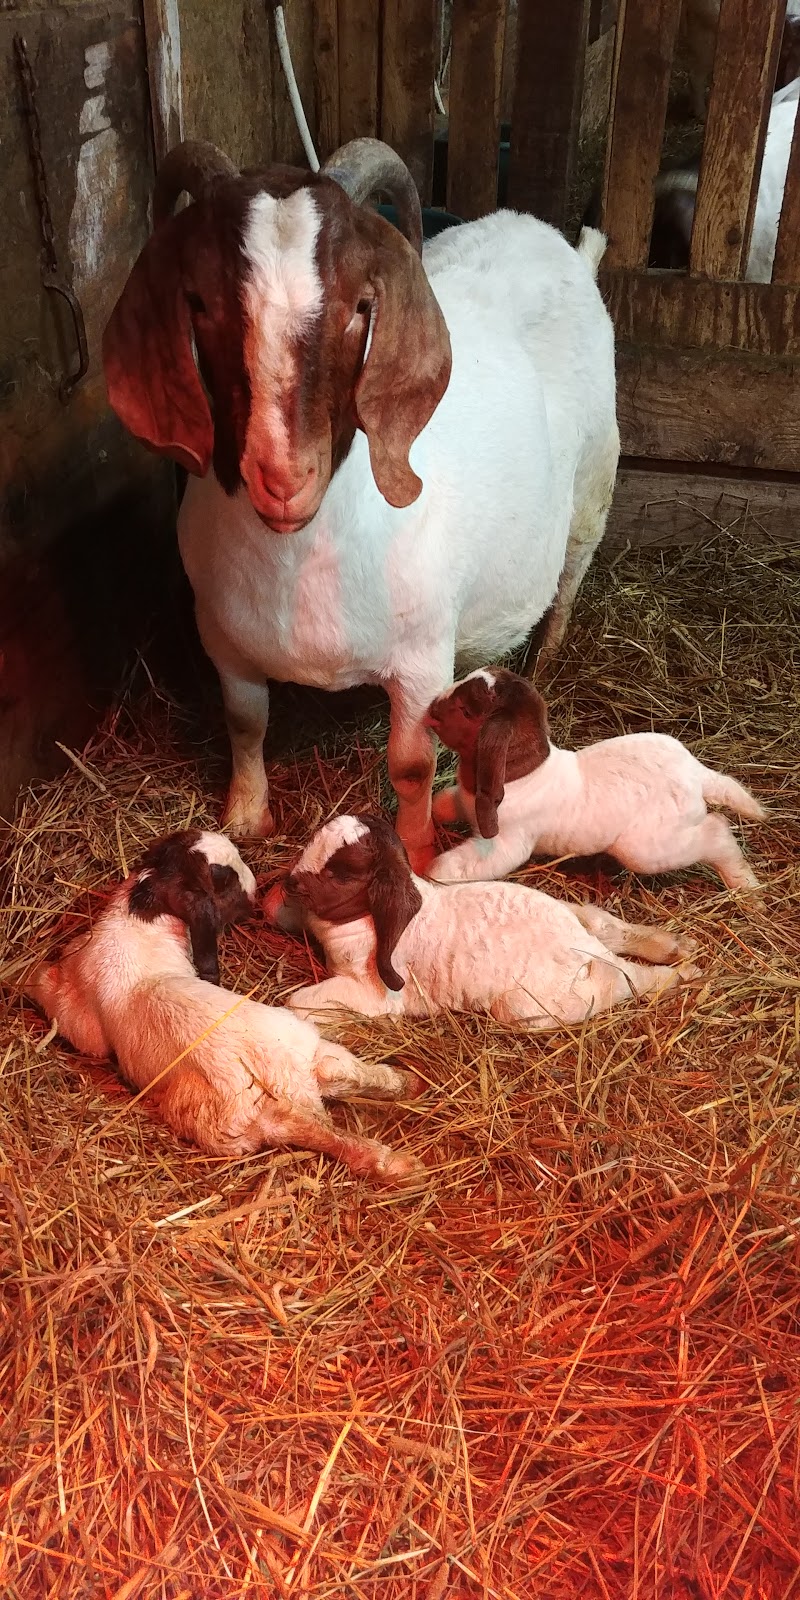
top-left (103, 139), bottom-right (619, 870)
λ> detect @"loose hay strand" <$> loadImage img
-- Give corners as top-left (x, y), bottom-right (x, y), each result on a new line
top-left (1, 535), bottom-right (799, 1597)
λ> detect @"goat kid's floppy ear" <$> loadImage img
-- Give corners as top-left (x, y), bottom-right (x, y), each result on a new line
top-left (185, 896), bottom-right (222, 985)
top-left (355, 220), bottom-right (452, 509)
top-left (103, 211), bottom-right (213, 476)
top-left (475, 713), bottom-right (513, 839)
top-left (364, 826), bottom-right (423, 992)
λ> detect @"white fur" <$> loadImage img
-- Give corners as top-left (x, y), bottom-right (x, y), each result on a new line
top-left (280, 820), bottom-right (701, 1032)
top-left (178, 210), bottom-right (619, 863)
top-left (192, 828), bottom-right (257, 894)
top-left (429, 731), bottom-right (764, 891)
top-left (294, 814), bottom-right (370, 875)
top-left (27, 842), bottom-right (419, 1183)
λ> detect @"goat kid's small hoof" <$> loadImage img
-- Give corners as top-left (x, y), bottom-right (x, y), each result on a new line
top-left (377, 1150), bottom-right (427, 1189)
top-left (674, 933), bottom-right (701, 962)
top-left (677, 960), bottom-right (703, 983)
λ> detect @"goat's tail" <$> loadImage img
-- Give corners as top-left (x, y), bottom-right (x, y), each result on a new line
top-left (575, 226), bottom-right (608, 278)
top-left (701, 767), bottom-right (766, 821)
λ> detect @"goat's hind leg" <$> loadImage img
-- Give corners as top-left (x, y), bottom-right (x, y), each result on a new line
top-left (536, 432), bottom-right (619, 665)
top-left (315, 1044), bottom-right (422, 1102)
top-left (573, 904), bottom-right (700, 967)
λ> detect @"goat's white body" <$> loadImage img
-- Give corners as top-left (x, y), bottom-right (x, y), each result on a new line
top-left (178, 213), bottom-right (618, 857)
top-left (429, 733), bottom-right (764, 890)
top-left (28, 886), bottom-right (420, 1180)
top-left (748, 94), bottom-right (799, 281)
top-left (289, 874), bottom-right (698, 1031)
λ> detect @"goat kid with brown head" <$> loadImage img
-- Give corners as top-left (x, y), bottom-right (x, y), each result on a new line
top-left (27, 828), bottom-right (422, 1186)
top-left (426, 668), bottom-right (764, 891)
top-left (104, 137), bottom-right (619, 870)
top-left (264, 813), bottom-right (701, 1031)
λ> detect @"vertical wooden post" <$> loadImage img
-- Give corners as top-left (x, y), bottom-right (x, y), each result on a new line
top-left (507, 0), bottom-right (590, 229)
top-left (141, 0), bottom-right (184, 167)
top-left (338, 0), bottom-right (381, 143)
top-left (382, 0), bottom-right (437, 201)
top-left (601, 0), bottom-right (683, 268)
top-left (690, 0), bottom-right (787, 280)
top-left (313, 0), bottom-right (340, 160)
top-left (447, 0), bottom-right (506, 221)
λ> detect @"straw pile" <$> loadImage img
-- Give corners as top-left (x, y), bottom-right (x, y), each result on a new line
top-left (2, 531), bottom-right (799, 1599)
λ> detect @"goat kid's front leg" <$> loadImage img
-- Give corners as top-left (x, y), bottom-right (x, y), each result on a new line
top-left (218, 668), bottom-right (274, 837)
top-left (288, 975), bottom-right (399, 1025)
top-left (387, 680), bottom-right (446, 874)
top-left (427, 828), bottom-right (530, 885)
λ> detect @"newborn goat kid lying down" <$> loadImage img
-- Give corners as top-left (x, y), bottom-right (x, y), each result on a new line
top-left (426, 668), bottom-right (765, 889)
top-left (264, 815), bottom-right (701, 1029)
top-left (26, 829), bottom-right (421, 1186)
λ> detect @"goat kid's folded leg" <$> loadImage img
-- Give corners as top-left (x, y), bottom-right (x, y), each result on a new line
top-left (315, 1044), bottom-right (422, 1102)
top-left (288, 976), bottom-right (397, 1025)
top-left (572, 904), bottom-right (700, 966)
top-left (427, 829), bottom-right (530, 884)
top-left (218, 667), bottom-right (274, 837)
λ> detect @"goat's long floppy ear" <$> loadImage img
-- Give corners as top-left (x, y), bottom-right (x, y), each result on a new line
top-left (355, 221), bottom-right (452, 509)
top-left (365, 822), bottom-right (423, 991)
top-left (475, 714), bottom-right (513, 839)
top-left (103, 214), bottom-right (213, 476)
top-left (185, 898), bottom-right (222, 985)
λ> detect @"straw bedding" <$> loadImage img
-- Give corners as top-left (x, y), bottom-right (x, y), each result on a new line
top-left (1, 532), bottom-right (799, 1599)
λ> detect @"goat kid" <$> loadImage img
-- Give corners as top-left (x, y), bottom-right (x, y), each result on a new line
top-left (103, 138), bottom-right (619, 871)
top-left (26, 829), bottom-right (421, 1186)
top-left (264, 815), bottom-right (701, 1031)
top-left (425, 668), bottom-right (764, 891)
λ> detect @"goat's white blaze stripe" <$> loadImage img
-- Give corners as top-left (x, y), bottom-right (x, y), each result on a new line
top-left (464, 668), bottom-right (497, 689)
top-left (241, 189), bottom-right (323, 460)
top-left (194, 831), bottom-right (256, 896)
top-left (295, 817), bottom-right (370, 876)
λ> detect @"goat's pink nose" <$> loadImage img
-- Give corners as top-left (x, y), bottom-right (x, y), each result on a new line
top-left (254, 460), bottom-right (317, 509)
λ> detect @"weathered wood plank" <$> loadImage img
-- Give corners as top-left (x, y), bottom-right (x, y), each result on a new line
top-left (690, 0), bottom-right (786, 279)
top-left (599, 267), bottom-right (800, 357)
top-left (613, 344), bottom-right (800, 471)
top-left (772, 94), bottom-right (800, 283)
top-left (338, 0), bottom-right (380, 143)
top-left (507, 0), bottom-right (589, 228)
top-left (607, 462), bottom-right (800, 549)
top-left (448, 0), bottom-right (506, 221)
top-left (601, 0), bottom-right (683, 269)
top-left (382, 0), bottom-right (436, 202)
top-left (142, 0), bottom-right (184, 165)
top-left (312, 0), bottom-right (340, 160)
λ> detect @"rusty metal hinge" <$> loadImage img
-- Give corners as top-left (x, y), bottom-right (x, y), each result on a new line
top-left (14, 32), bottom-right (89, 403)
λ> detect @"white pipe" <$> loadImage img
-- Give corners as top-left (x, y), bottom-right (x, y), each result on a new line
top-left (272, 3), bottom-right (319, 171)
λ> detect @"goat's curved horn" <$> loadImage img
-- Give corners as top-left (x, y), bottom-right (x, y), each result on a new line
top-left (153, 140), bottom-right (239, 227)
top-left (322, 138), bottom-right (423, 256)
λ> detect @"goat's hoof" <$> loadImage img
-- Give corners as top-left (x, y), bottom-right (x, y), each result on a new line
top-left (400, 1071), bottom-right (426, 1100)
top-left (222, 794), bottom-right (275, 838)
top-left (674, 933), bottom-right (701, 961)
top-left (376, 1150), bottom-right (427, 1189)
top-left (677, 960), bottom-right (703, 983)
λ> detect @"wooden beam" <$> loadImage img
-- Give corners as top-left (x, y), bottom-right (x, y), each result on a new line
top-left (338, 0), bottom-right (380, 143)
top-left (607, 462), bottom-right (800, 549)
top-left (142, 0), bottom-right (184, 167)
top-left (599, 267), bottom-right (800, 358)
top-left (382, 0), bottom-right (436, 202)
top-left (601, 0), bottom-right (683, 268)
top-left (312, 0), bottom-right (340, 161)
top-left (507, 0), bottom-right (589, 229)
top-left (447, 0), bottom-right (506, 221)
top-left (772, 95), bottom-right (800, 283)
top-left (613, 344), bottom-right (800, 472)
top-left (690, 0), bottom-right (786, 279)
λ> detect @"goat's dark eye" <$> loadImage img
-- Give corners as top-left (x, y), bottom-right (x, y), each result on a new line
top-left (356, 298), bottom-right (372, 317)
top-left (186, 290), bottom-right (206, 315)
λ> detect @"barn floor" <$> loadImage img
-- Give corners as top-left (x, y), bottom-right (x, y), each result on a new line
top-left (1, 532), bottom-right (799, 1599)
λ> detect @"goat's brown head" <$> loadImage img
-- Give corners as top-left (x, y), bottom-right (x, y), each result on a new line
top-left (267, 813), bottom-right (422, 991)
top-left (128, 827), bottom-right (256, 984)
top-left (426, 669), bottom-right (550, 838)
top-left (103, 138), bottom-right (452, 534)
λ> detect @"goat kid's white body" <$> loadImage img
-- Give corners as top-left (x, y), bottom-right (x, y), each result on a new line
top-left (289, 875), bottom-right (698, 1032)
top-left (179, 212), bottom-right (618, 858)
top-left (28, 884), bottom-right (418, 1179)
top-left (429, 733), bottom-right (763, 890)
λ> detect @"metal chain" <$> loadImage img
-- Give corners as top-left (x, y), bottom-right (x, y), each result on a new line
top-left (13, 32), bottom-right (89, 401)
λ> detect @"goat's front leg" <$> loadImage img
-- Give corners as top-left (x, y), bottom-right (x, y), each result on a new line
top-left (427, 827), bottom-right (530, 885)
top-left (386, 677), bottom-right (448, 874)
top-left (217, 667), bottom-right (274, 837)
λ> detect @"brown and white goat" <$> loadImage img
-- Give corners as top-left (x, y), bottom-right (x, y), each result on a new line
top-left (265, 815), bottom-right (700, 1032)
top-left (27, 829), bottom-right (422, 1185)
top-left (103, 138), bottom-right (619, 871)
top-left (426, 668), bottom-right (764, 890)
